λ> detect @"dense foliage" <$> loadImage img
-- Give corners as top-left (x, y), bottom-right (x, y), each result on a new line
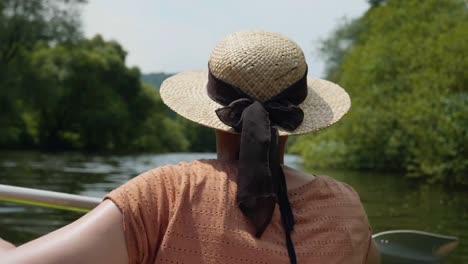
top-left (292, 0), bottom-right (468, 185)
top-left (0, 0), bottom-right (84, 148)
top-left (0, 0), bottom-right (215, 152)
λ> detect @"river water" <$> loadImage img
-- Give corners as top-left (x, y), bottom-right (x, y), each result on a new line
top-left (0, 151), bottom-right (467, 262)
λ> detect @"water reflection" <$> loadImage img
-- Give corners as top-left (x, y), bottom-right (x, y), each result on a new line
top-left (0, 151), bottom-right (466, 263)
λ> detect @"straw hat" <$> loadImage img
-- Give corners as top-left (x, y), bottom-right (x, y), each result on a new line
top-left (160, 30), bottom-right (350, 136)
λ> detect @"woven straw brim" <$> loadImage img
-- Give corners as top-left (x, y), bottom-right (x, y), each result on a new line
top-left (160, 71), bottom-right (351, 136)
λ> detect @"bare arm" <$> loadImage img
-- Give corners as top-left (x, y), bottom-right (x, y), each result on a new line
top-left (1, 200), bottom-right (128, 264)
top-left (0, 238), bottom-right (15, 252)
top-left (366, 240), bottom-right (381, 264)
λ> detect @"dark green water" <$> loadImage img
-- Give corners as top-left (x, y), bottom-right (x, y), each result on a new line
top-left (0, 151), bottom-right (467, 263)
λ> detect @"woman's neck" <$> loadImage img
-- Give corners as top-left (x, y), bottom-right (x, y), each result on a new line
top-left (215, 130), bottom-right (286, 164)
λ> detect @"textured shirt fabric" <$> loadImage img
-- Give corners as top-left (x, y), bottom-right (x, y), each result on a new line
top-left (104, 159), bottom-right (372, 264)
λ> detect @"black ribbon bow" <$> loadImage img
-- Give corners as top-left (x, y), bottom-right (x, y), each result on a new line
top-left (207, 67), bottom-right (308, 264)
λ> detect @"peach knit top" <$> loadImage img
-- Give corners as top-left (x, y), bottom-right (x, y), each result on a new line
top-left (105, 159), bottom-right (372, 264)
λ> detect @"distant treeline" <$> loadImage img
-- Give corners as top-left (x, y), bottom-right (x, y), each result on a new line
top-left (291, 0), bottom-right (468, 185)
top-left (0, 0), bottom-right (215, 153)
top-left (142, 73), bottom-right (173, 89)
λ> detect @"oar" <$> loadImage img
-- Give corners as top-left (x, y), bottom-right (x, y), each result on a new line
top-left (0, 184), bottom-right (460, 262)
top-left (0, 184), bottom-right (100, 212)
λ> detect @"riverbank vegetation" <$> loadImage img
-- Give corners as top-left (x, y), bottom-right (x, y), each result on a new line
top-left (1, 0), bottom-right (466, 185)
top-left (291, 0), bottom-right (468, 185)
top-left (0, 0), bottom-right (215, 153)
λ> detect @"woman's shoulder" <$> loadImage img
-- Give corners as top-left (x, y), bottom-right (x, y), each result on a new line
top-left (316, 175), bottom-right (362, 198)
top-left (288, 173), bottom-right (366, 210)
top-left (141, 159), bottom-right (228, 179)
top-left (148, 159), bottom-right (234, 173)
top-left (140, 159), bottom-right (237, 189)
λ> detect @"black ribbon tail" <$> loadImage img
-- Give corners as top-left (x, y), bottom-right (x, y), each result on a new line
top-left (237, 101), bottom-right (276, 238)
top-left (269, 127), bottom-right (297, 264)
top-left (279, 166), bottom-right (297, 264)
top-left (207, 66), bottom-right (306, 264)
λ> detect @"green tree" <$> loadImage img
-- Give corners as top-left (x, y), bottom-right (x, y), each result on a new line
top-left (25, 36), bottom-right (138, 150)
top-left (25, 36), bottom-right (190, 152)
top-left (0, 0), bottom-right (85, 147)
top-left (368, 0), bottom-right (385, 7)
top-left (0, 0), bottom-right (192, 153)
top-left (293, 0), bottom-right (468, 185)
top-left (131, 83), bottom-right (189, 152)
top-left (176, 117), bottom-right (216, 152)
top-left (0, 0), bottom-right (84, 64)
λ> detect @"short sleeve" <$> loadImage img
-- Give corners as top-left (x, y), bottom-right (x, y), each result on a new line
top-left (342, 183), bottom-right (373, 264)
top-left (332, 182), bottom-right (372, 263)
top-left (104, 167), bottom-right (173, 264)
